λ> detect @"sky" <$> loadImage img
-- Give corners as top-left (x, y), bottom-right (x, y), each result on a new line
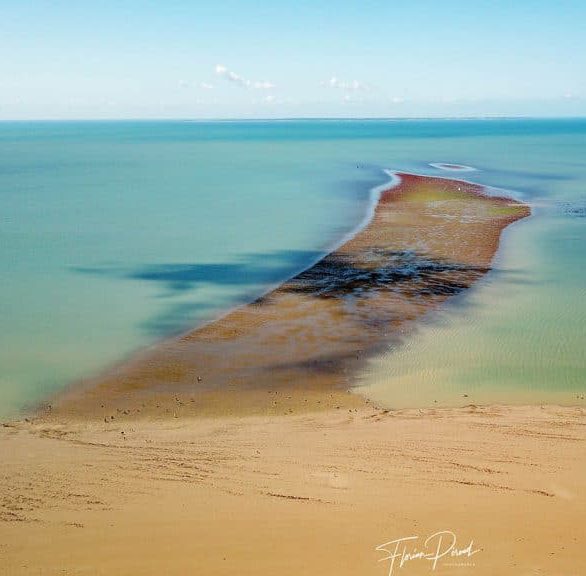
top-left (1, 0), bottom-right (586, 119)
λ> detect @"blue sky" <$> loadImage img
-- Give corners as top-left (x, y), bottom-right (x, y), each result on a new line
top-left (2, 0), bottom-right (585, 119)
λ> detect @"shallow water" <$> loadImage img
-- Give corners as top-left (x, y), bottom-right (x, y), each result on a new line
top-left (1, 119), bottom-right (585, 417)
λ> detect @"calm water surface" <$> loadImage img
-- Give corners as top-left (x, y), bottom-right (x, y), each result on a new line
top-left (1, 119), bottom-right (584, 416)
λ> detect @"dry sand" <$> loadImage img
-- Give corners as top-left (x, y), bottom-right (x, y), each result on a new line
top-left (1, 405), bottom-right (584, 575)
top-left (1, 173), bottom-right (583, 574)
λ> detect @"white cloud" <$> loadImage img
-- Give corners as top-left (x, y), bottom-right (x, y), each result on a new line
top-left (216, 64), bottom-right (248, 87)
top-left (215, 64), bottom-right (275, 90)
top-left (178, 80), bottom-right (215, 90)
top-left (253, 81), bottom-right (276, 90)
top-left (321, 76), bottom-right (369, 92)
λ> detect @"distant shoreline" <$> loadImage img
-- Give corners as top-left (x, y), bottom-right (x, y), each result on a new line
top-left (2, 116), bottom-right (586, 123)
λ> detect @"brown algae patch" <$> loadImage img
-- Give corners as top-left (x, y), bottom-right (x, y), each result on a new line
top-left (41, 172), bottom-right (530, 421)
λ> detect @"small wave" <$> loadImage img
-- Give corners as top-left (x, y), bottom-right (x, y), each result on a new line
top-left (429, 162), bottom-right (477, 172)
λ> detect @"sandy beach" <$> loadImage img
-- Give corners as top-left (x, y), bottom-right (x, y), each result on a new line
top-left (1, 405), bottom-right (584, 575)
top-left (1, 173), bottom-right (584, 575)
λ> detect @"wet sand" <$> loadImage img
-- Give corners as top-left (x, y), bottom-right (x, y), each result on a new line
top-left (2, 172), bottom-right (583, 575)
top-left (39, 172), bottom-right (530, 421)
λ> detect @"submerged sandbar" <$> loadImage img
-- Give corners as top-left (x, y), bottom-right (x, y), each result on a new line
top-left (42, 172), bottom-right (530, 420)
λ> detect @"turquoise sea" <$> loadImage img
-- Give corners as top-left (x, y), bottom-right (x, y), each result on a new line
top-left (1, 119), bottom-right (585, 418)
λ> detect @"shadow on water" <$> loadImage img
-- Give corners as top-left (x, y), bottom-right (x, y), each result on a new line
top-left (72, 248), bottom-right (532, 340)
top-left (72, 249), bottom-right (323, 294)
top-left (72, 250), bottom-right (322, 336)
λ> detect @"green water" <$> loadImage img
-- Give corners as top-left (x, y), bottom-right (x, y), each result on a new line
top-left (358, 132), bottom-right (586, 408)
top-left (1, 120), bottom-right (585, 417)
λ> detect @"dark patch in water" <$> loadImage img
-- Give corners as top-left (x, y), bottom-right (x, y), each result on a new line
top-left (72, 249), bottom-right (491, 336)
top-left (558, 201), bottom-right (586, 218)
top-left (264, 350), bottom-right (360, 376)
top-left (72, 250), bottom-right (323, 294)
top-left (279, 250), bottom-right (489, 301)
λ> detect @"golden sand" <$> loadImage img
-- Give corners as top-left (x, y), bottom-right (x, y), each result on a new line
top-left (1, 405), bottom-right (584, 575)
top-left (2, 173), bottom-right (583, 575)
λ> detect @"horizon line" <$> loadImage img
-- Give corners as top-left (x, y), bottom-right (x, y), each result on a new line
top-left (1, 115), bottom-right (586, 123)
